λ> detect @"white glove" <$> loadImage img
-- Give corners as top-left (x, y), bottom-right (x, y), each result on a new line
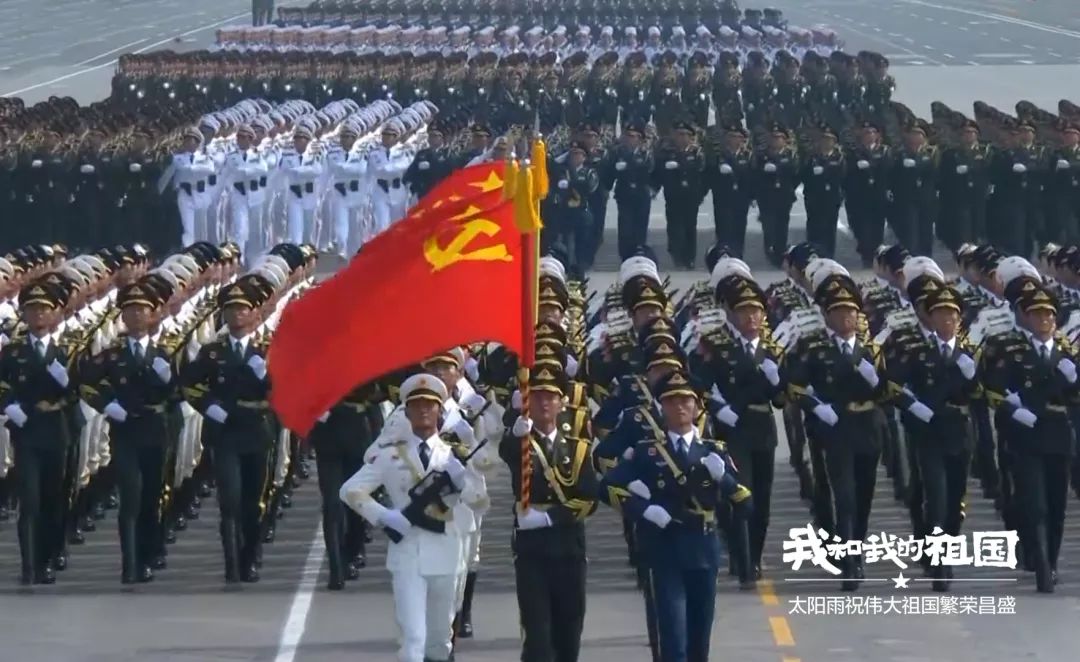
top-left (902, 158), bottom-right (916, 168)
top-left (857, 159), bottom-right (870, 170)
top-left (664, 160), bottom-right (679, 170)
top-left (317, 411), bottom-right (331, 423)
top-left (719, 163), bottom-right (733, 175)
top-left (512, 415), bottom-right (532, 437)
top-left (908, 401), bottom-right (934, 423)
top-left (813, 403), bottom-right (839, 426)
top-left (615, 160), bottom-right (627, 171)
top-left (857, 359), bottom-right (880, 387)
top-left (205, 404), bottom-right (229, 424)
top-left (760, 358), bottom-right (780, 386)
top-left (463, 356), bottom-right (480, 383)
top-left (247, 354), bottom-right (267, 380)
top-left (701, 452), bottom-right (726, 481)
top-left (461, 392), bottom-right (487, 417)
top-left (642, 504), bottom-right (672, 529)
top-left (418, 160), bottom-right (431, 170)
top-left (1058, 358), bottom-right (1078, 384)
top-left (716, 405), bottom-right (739, 427)
top-left (566, 354), bottom-right (579, 377)
top-left (1005, 391), bottom-right (1022, 408)
top-left (763, 162), bottom-right (777, 173)
top-left (152, 356), bottom-right (172, 382)
top-left (1012, 162), bottom-right (1027, 174)
top-left (955, 164), bottom-right (968, 174)
top-left (47, 359), bottom-right (69, 388)
top-left (380, 509), bottom-right (412, 536)
top-left (444, 456), bottom-right (467, 490)
top-left (557, 179), bottom-right (569, 189)
top-left (622, 447), bottom-right (635, 461)
top-left (955, 353), bottom-right (976, 380)
top-left (104, 401), bottom-right (128, 423)
top-left (450, 419), bottom-right (476, 445)
top-left (511, 389), bottom-right (522, 410)
top-left (129, 163), bottom-right (142, 173)
top-left (1057, 159), bottom-right (1070, 170)
top-left (627, 479), bottom-right (651, 499)
top-left (1012, 408), bottom-right (1037, 428)
top-left (516, 507), bottom-right (552, 530)
top-left (709, 384), bottom-right (727, 407)
top-left (4, 403), bottom-right (27, 428)
top-left (812, 165), bottom-right (824, 175)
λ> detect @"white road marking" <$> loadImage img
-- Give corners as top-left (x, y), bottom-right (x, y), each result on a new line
top-left (74, 39), bottom-right (147, 67)
top-left (924, 45), bottom-right (935, 50)
top-left (901, 0), bottom-right (1080, 39)
top-left (1, 11), bottom-right (251, 97)
top-left (943, 53), bottom-right (955, 58)
top-left (1049, 52), bottom-right (1063, 57)
top-left (273, 521), bottom-right (326, 662)
top-left (959, 26), bottom-right (969, 32)
top-left (967, 61), bottom-right (980, 66)
top-left (1017, 60), bottom-right (1035, 64)
top-left (971, 53), bottom-right (1032, 57)
top-left (1022, 44), bottom-right (1036, 50)
top-left (1001, 37), bottom-right (1012, 43)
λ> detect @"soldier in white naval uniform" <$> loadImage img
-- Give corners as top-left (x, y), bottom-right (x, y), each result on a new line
top-left (366, 119), bottom-right (413, 236)
top-left (341, 374), bottom-right (481, 662)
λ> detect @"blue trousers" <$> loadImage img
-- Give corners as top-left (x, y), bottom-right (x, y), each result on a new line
top-left (646, 564), bottom-right (718, 662)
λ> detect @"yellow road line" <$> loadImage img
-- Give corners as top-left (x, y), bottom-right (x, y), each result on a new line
top-left (769, 616), bottom-right (796, 647)
top-left (782, 657), bottom-right (802, 662)
top-left (758, 579), bottom-right (779, 606)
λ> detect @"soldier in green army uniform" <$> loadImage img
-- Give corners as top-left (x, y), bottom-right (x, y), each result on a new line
top-left (181, 277), bottom-right (274, 585)
top-left (980, 283), bottom-right (1080, 593)
top-left (752, 123), bottom-right (800, 267)
top-left (787, 274), bottom-right (887, 591)
top-left (706, 125), bottom-right (754, 259)
top-left (889, 285), bottom-right (980, 591)
top-left (706, 276), bottom-right (785, 585)
top-left (800, 125), bottom-right (846, 259)
top-left (501, 364), bottom-right (599, 662)
top-left (888, 122), bottom-right (939, 256)
top-left (937, 120), bottom-right (992, 249)
top-left (652, 121), bottom-right (706, 269)
top-left (79, 281), bottom-right (176, 584)
top-left (1, 280), bottom-right (76, 585)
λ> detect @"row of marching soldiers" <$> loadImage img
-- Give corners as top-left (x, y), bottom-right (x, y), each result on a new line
top-left (330, 242), bottom-right (756, 662)
top-left (2, 239), bottom-right (319, 586)
top-left (755, 239), bottom-right (1076, 596)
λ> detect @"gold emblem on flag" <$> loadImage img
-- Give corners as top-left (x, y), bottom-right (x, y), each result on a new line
top-left (423, 218), bottom-right (513, 272)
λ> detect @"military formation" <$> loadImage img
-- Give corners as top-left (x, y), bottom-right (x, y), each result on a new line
top-left (0, 240), bottom-right (319, 586)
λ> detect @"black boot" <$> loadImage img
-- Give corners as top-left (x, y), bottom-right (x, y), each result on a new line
top-left (1033, 524), bottom-right (1054, 593)
top-left (120, 518), bottom-right (139, 584)
top-left (325, 521), bottom-right (345, 591)
top-left (459, 572), bottom-right (477, 638)
top-left (222, 519), bottom-right (242, 584)
top-left (17, 518), bottom-right (35, 586)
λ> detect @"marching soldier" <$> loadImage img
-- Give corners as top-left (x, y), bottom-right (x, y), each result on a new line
top-left (603, 121), bottom-right (654, 261)
top-left (501, 365), bottom-right (599, 662)
top-left (309, 381), bottom-right (385, 590)
top-left (989, 120), bottom-right (1046, 257)
top-left (652, 121), bottom-right (706, 269)
top-left (598, 369), bottom-right (747, 662)
top-left (1, 280), bottom-right (75, 585)
top-left (800, 125), bottom-right (846, 259)
top-left (845, 121), bottom-right (892, 267)
top-left (787, 273), bottom-right (886, 591)
top-left (404, 121), bottom-right (454, 201)
top-left (547, 142), bottom-right (600, 275)
top-left (753, 123), bottom-right (800, 267)
top-left (889, 122), bottom-right (940, 256)
top-left (340, 373), bottom-right (480, 662)
top-left (706, 125), bottom-right (754, 258)
top-left (180, 277), bottom-right (275, 584)
top-left (937, 120), bottom-right (992, 249)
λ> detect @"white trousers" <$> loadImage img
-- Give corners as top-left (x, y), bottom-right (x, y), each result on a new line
top-left (392, 567), bottom-right (457, 662)
top-left (331, 195), bottom-right (352, 255)
top-left (228, 193), bottom-right (251, 246)
top-left (177, 193), bottom-right (208, 247)
top-left (454, 526), bottom-right (482, 611)
top-left (286, 202), bottom-right (316, 245)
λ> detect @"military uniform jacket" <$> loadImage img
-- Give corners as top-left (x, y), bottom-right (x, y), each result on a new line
top-left (0, 336), bottom-right (77, 449)
top-left (499, 421), bottom-right (599, 559)
top-left (886, 328), bottom-right (979, 454)
top-left (651, 144), bottom-right (706, 204)
top-left (979, 329), bottom-right (1080, 456)
top-left (938, 143), bottom-right (992, 201)
top-left (707, 334), bottom-right (785, 450)
top-left (603, 144), bottom-right (654, 201)
top-left (800, 147), bottom-right (845, 205)
top-left (600, 430), bottom-right (745, 569)
top-left (79, 336), bottom-right (175, 447)
top-left (180, 338), bottom-right (275, 452)
top-left (403, 146), bottom-right (453, 199)
top-left (707, 146), bottom-right (754, 203)
top-left (890, 145), bottom-right (939, 204)
top-left (752, 147), bottom-right (799, 205)
top-left (787, 330), bottom-right (887, 453)
top-left (845, 143), bottom-right (891, 200)
top-left (551, 163), bottom-right (600, 214)
top-left (310, 381), bottom-right (386, 457)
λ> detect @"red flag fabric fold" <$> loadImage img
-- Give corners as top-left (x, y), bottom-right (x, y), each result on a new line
top-left (268, 197), bottom-right (528, 436)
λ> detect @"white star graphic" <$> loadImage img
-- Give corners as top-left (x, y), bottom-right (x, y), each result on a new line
top-left (893, 572), bottom-right (911, 589)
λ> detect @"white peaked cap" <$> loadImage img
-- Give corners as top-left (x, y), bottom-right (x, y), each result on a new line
top-left (709, 257), bottom-right (752, 289)
top-left (618, 256), bottom-right (660, 286)
top-left (807, 258), bottom-right (850, 293)
top-left (901, 256), bottom-right (945, 284)
top-left (539, 256), bottom-right (567, 283)
top-left (997, 256), bottom-right (1040, 286)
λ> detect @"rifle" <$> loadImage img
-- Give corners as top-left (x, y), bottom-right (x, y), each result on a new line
top-left (384, 438), bottom-right (489, 543)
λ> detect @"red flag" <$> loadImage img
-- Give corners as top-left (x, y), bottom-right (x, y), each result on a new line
top-left (411, 161), bottom-right (505, 215)
top-left (268, 197), bottom-right (531, 436)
